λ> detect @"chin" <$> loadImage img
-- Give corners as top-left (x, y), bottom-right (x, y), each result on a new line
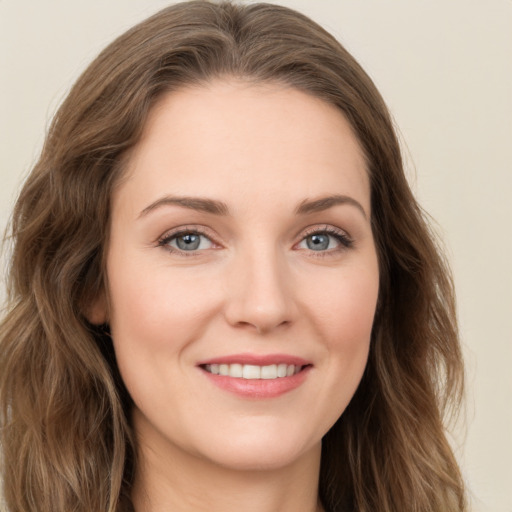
top-left (193, 425), bottom-right (321, 472)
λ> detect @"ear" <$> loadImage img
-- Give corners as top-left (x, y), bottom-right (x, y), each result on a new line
top-left (85, 291), bottom-right (109, 325)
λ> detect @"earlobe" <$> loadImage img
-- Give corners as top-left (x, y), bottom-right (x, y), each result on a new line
top-left (85, 292), bottom-right (109, 325)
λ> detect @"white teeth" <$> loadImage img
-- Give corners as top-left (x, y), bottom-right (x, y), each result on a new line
top-left (277, 363), bottom-right (288, 378)
top-left (243, 364), bottom-right (261, 379)
top-left (261, 364), bottom-right (277, 379)
top-left (204, 363), bottom-right (303, 379)
top-left (229, 363), bottom-right (243, 378)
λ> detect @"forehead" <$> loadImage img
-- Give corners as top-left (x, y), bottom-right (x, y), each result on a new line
top-left (116, 80), bottom-right (370, 215)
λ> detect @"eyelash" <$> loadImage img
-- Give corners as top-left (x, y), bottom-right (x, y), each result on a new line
top-left (157, 225), bottom-right (354, 256)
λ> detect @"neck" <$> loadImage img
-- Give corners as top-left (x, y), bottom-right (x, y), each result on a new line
top-left (131, 418), bottom-right (323, 512)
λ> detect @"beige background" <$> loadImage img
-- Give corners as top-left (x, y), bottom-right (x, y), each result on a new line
top-left (1, 1), bottom-right (511, 511)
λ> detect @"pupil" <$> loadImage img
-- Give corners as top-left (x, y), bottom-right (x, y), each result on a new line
top-left (177, 234), bottom-right (200, 250)
top-left (307, 234), bottom-right (329, 251)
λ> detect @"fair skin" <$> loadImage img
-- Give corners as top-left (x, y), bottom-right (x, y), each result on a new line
top-left (91, 80), bottom-right (379, 512)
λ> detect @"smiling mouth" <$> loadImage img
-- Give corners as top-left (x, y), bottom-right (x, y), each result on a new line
top-left (201, 363), bottom-right (309, 380)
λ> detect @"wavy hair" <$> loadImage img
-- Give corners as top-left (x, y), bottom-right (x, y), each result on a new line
top-left (0, 2), bottom-right (465, 511)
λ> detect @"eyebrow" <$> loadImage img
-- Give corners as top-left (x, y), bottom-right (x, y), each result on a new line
top-left (139, 193), bottom-right (367, 219)
top-left (295, 194), bottom-right (368, 219)
top-left (139, 196), bottom-right (229, 217)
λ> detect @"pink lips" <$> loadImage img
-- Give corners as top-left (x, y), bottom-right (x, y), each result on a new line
top-left (197, 353), bottom-right (312, 399)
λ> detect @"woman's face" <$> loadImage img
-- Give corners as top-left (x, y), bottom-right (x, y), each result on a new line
top-left (95, 80), bottom-right (379, 471)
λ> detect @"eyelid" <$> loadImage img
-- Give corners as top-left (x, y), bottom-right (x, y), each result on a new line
top-left (300, 224), bottom-right (350, 238)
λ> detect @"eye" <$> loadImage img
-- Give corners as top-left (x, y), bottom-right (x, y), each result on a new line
top-left (297, 227), bottom-right (353, 252)
top-left (159, 230), bottom-right (214, 253)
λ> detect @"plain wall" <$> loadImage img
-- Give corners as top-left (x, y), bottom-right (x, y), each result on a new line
top-left (1, 1), bottom-right (511, 511)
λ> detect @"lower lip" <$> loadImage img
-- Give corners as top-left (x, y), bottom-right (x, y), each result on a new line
top-left (200, 366), bottom-right (311, 399)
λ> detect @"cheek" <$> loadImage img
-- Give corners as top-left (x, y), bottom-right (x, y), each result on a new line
top-left (326, 289), bottom-right (376, 388)
top-left (105, 254), bottom-right (227, 381)
top-left (302, 261), bottom-right (378, 402)
top-left (305, 263), bottom-right (379, 346)
top-left (105, 257), bottom-right (220, 404)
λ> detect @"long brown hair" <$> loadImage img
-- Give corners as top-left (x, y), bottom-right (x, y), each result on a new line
top-left (0, 2), bottom-right (465, 510)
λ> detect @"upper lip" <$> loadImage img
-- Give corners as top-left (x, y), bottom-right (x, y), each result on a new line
top-left (197, 353), bottom-right (311, 367)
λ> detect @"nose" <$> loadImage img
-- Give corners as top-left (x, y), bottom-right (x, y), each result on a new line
top-left (223, 246), bottom-right (297, 334)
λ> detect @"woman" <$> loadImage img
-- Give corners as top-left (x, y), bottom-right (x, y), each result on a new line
top-left (0, 1), bottom-right (466, 511)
